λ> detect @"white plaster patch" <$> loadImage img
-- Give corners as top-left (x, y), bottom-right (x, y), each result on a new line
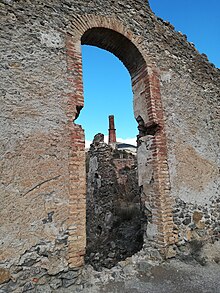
top-left (137, 136), bottom-right (153, 186)
top-left (133, 77), bottom-right (149, 123)
top-left (40, 30), bottom-right (64, 48)
top-left (177, 180), bottom-right (219, 205)
top-left (160, 70), bottom-right (172, 83)
top-left (89, 156), bottom-right (98, 174)
top-left (96, 178), bottom-right (101, 188)
top-left (147, 223), bottom-right (158, 240)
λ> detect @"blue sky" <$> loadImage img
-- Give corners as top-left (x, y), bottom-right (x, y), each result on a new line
top-left (77, 46), bottom-right (134, 146)
top-left (77, 1), bottom-right (220, 146)
top-left (150, 0), bottom-right (220, 68)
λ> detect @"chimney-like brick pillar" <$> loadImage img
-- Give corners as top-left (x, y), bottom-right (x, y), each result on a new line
top-left (108, 115), bottom-right (116, 144)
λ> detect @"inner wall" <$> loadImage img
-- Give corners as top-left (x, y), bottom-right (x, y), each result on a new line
top-left (85, 136), bottom-right (144, 270)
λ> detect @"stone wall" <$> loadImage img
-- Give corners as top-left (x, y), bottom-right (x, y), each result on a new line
top-left (86, 134), bottom-right (143, 270)
top-left (0, 0), bottom-right (219, 291)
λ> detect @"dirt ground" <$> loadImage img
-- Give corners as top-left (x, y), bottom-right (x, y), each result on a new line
top-left (99, 260), bottom-right (220, 293)
top-left (59, 259), bottom-right (220, 293)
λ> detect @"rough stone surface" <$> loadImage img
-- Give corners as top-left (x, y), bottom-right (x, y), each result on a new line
top-left (0, 269), bottom-right (10, 285)
top-left (86, 136), bottom-right (143, 270)
top-left (12, 258), bottom-right (219, 293)
top-left (0, 0), bottom-right (220, 291)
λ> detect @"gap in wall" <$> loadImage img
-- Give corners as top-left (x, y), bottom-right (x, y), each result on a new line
top-left (78, 45), bottom-right (144, 270)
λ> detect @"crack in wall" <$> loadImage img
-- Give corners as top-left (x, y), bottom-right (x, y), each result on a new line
top-left (21, 175), bottom-right (60, 197)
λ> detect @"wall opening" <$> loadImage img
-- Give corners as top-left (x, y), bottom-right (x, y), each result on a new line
top-left (85, 133), bottom-right (144, 270)
top-left (78, 44), bottom-right (144, 270)
top-left (66, 22), bottom-right (174, 268)
top-left (77, 45), bottom-right (137, 145)
top-left (78, 27), bottom-right (164, 269)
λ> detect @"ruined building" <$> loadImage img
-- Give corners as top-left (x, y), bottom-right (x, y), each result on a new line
top-left (0, 0), bottom-right (220, 291)
top-left (86, 117), bottom-right (142, 270)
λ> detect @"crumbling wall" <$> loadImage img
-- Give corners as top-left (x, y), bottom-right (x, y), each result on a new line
top-left (158, 32), bottom-right (220, 252)
top-left (0, 0), bottom-right (220, 290)
top-left (0, 2), bottom-right (72, 290)
top-left (86, 134), bottom-right (143, 270)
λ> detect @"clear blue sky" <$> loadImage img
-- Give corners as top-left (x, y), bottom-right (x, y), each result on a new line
top-left (77, 0), bottom-right (220, 144)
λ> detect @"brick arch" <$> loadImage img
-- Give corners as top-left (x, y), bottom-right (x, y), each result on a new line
top-left (66, 15), bottom-right (175, 268)
top-left (81, 27), bottom-right (145, 77)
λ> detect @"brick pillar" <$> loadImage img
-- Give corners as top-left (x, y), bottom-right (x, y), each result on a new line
top-left (66, 34), bottom-right (86, 268)
top-left (108, 115), bottom-right (116, 144)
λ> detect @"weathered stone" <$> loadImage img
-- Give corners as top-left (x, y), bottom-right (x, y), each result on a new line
top-left (0, 0), bottom-right (219, 290)
top-left (86, 138), bottom-right (143, 270)
top-left (138, 261), bottom-right (152, 272)
top-left (165, 246), bottom-right (177, 259)
top-left (182, 217), bottom-right (191, 225)
top-left (193, 211), bottom-right (203, 223)
top-left (40, 256), bottom-right (68, 275)
top-left (201, 241), bottom-right (220, 263)
top-left (123, 264), bottom-right (136, 276)
top-left (0, 268), bottom-right (10, 284)
top-left (36, 276), bottom-right (48, 285)
top-left (62, 278), bottom-right (77, 288)
top-left (92, 133), bottom-right (104, 145)
top-left (1, 280), bottom-right (17, 293)
top-left (22, 281), bottom-right (34, 292)
top-left (60, 270), bottom-right (80, 280)
top-left (34, 284), bottom-right (51, 293)
top-left (49, 277), bottom-right (62, 290)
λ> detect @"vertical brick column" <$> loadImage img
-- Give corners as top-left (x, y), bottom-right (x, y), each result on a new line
top-left (66, 34), bottom-right (86, 267)
top-left (147, 67), bottom-right (175, 249)
top-left (132, 65), bottom-right (175, 252)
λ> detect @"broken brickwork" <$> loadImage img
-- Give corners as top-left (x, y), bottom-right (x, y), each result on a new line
top-left (0, 0), bottom-right (219, 291)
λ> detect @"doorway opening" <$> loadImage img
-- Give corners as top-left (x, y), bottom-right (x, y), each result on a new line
top-left (78, 45), bottom-right (144, 270)
top-left (66, 20), bottom-right (174, 269)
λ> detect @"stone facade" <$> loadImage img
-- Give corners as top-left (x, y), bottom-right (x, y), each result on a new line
top-left (0, 0), bottom-right (219, 291)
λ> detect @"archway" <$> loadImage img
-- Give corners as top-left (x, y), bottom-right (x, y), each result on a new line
top-left (66, 16), bottom-right (175, 268)
top-left (77, 45), bottom-right (136, 144)
top-left (80, 45), bottom-right (143, 270)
